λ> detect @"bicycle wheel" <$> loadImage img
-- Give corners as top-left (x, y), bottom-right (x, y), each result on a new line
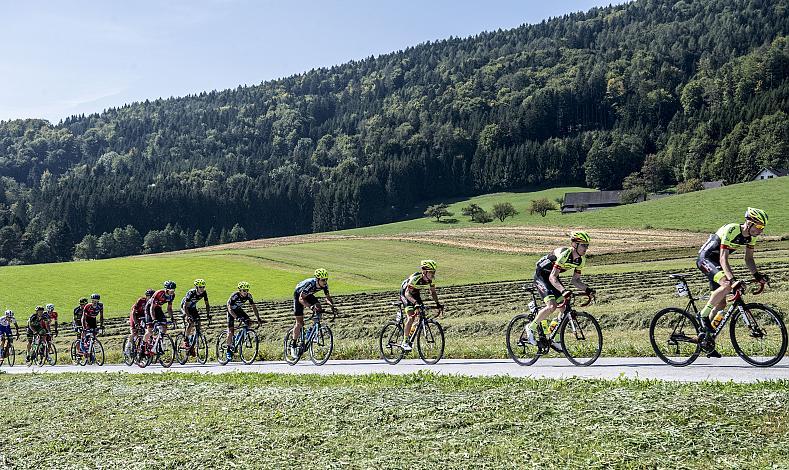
top-left (505, 314), bottom-right (539, 366)
top-left (730, 303), bottom-right (788, 367)
top-left (44, 342), bottom-right (57, 366)
top-left (378, 321), bottom-right (405, 365)
top-left (310, 325), bottom-right (334, 366)
top-left (35, 342), bottom-right (46, 366)
top-left (71, 339), bottom-right (80, 365)
top-left (6, 344), bottom-right (14, 367)
top-left (559, 311), bottom-right (602, 366)
top-left (196, 333), bottom-right (209, 365)
top-left (649, 307), bottom-right (701, 367)
top-left (174, 332), bottom-right (189, 365)
top-left (157, 334), bottom-right (175, 368)
top-left (92, 339), bottom-right (105, 366)
top-left (417, 319), bottom-right (445, 365)
top-left (122, 337), bottom-right (134, 366)
top-left (134, 337), bottom-right (151, 368)
top-left (216, 335), bottom-right (230, 365)
top-left (239, 329), bottom-right (259, 365)
top-left (283, 328), bottom-right (300, 365)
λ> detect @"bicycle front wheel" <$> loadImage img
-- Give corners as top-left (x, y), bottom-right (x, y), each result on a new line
top-left (283, 328), bottom-right (300, 366)
top-left (122, 337), bottom-right (135, 366)
top-left (310, 325), bottom-right (334, 366)
top-left (649, 307), bottom-right (700, 367)
top-left (559, 311), bottom-right (602, 366)
top-left (174, 332), bottom-right (189, 365)
top-left (157, 334), bottom-right (175, 368)
top-left (216, 335), bottom-right (230, 365)
top-left (505, 314), bottom-right (539, 366)
top-left (378, 321), bottom-right (405, 365)
top-left (730, 303), bottom-right (788, 367)
top-left (239, 330), bottom-right (259, 365)
top-left (196, 333), bottom-right (209, 365)
top-left (71, 340), bottom-right (80, 365)
top-left (134, 337), bottom-right (151, 368)
top-left (5, 344), bottom-right (14, 367)
top-left (417, 319), bottom-right (445, 365)
top-left (92, 339), bottom-right (105, 366)
top-left (45, 342), bottom-right (57, 366)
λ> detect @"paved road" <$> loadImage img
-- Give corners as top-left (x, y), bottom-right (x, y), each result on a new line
top-left (3, 357), bottom-right (789, 382)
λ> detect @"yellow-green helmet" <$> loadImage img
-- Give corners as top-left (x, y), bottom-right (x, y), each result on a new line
top-left (420, 259), bottom-right (438, 271)
top-left (194, 278), bottom-right (206, 287)
top-left (570, 231), bottom-right (591, 244)
top-left (237, 281), bottom-right (250, 290)
top-left (314, 268), bottom-right (329, 279)
top-left (745, 207), bottom-right (768, 226)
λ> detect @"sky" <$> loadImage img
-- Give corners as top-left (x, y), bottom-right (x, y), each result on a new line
top-left (0, 1), bottom-right (624, 123)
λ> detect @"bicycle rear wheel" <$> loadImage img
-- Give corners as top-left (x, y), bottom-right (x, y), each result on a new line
top-left (310, 325), bottom-right (333, 366)
top-left (92, 339), bottom-right (105, 366)
top-left (121, 337), bottom-right (134, 366)
top-left (239, 330), bottom-right (259, 365)
top-left (45, 342), bottom-right (57, 366)
top-left (649, 307), bottom-right (701, 367)
top-left (5, 344), bottom-right (14, 367)
top-left (283, 328), bottom-right (300, 365)
top-left (378, 321), bottom-right (405, 365)
top-left (560, 311), bottom-right (602, 366)
top-left (157, 334), bottom-right (175, 368)
top-left (417, 319), bottom-right (444, 365)
top-left (71, 339), bottom-right (80, 365)
top-left (174, 332), bottom-right (189, 365)
top-left (216, 335), bottom-right (230, 365)
top-left (134, 337), bottom-right (151, 368)
top-left (505, 314), bottom-right (539, 366)
top-left (195, 333), bottom-right (209, 365)
top-left (730, 303), bottom-right (788, 367)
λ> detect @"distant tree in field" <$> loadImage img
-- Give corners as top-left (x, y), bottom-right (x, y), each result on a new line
top-left (676, 178), bottom-right (704, 194)
top-left (529, 198), bottom-right (557, 217)
top-left (73, 234), bottom-right (99, 260)
top-left (424, 203), bottom-right (453, 222)
top-left (461, 203), bottom-right (484, 220)
top-left (492, 202), bottom-right (519, 222)
top-left (472, 209), bottom-right (494, 223)
top-left (193, 229), bottom-right (205, 248)
top-left (620, 187), bottom-right (647, 204)
top-left (229, 224), bottom-right (248, 242)
top-left (205, 228), bottom-right (219, 246)
top-left (219, 227), bottom-right (229, 244)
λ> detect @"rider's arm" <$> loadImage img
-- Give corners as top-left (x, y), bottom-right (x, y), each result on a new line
top-left (226, 301), bottom-right (236, 318)
top-left (744, 245), bottom-right (758, 276)
top-left (429, 285), bottom-right (443, 310)
top-left (571, 271), bottom-right (588, 292)
top-left (719, 248), bottom-right (735, 282)
top-left (403, 289), bottom-right (419, 306)
top-left (251, 303), bottom-right (261, 322)
top-left (548, 265), bottom-right (567, 293)
top-left (99, 310), bottom-right (104, 330)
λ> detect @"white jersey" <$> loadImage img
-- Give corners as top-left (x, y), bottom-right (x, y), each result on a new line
top-left (0, 315), bottom-right (14, 327)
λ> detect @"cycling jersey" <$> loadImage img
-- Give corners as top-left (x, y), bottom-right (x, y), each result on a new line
top-left (181, 288), bottom-right (209, 309)
top-left (699, 223), bottom-right (757, 261)
top-left (27, 314), bottom-right (46, 333)
top-left (148, 290), bottom-right (174, 309)
top-left (0, 314), bottom-right (14, 328)
top-left (131, 297), bottom-right (147, 315)
top-left (83, 303), bottom-right (104, 318)
top-left (401, 272), bottom-right (434, 293)
top-left (536, 247), bottom-right (585, 275)
top-left (294, 278), bottom-right (329, 297)
top-left (72, 306), bottom-right (84, 325)
top-left (227, 291), bottom-right (254, 310)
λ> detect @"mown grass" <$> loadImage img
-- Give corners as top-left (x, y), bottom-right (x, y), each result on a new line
top-left (1, 373), bottom-right (788, 469)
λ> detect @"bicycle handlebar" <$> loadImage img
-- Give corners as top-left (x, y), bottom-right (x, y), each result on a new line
top-left (556, 292), bottom-right (594, 309)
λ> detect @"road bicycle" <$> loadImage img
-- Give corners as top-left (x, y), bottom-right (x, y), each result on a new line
top-left (27, 332), bottom-right (57, 366)
top-left (0, 333), bottom-right (17, 367)
top-left (283, 309), bottom-right (335, 366)
top-left (379, 303), bottom-right (445, 365)
top-left (122, 324), bottom-right (145, 366)
top-left (217, 319), bottom-right (259, 365)
top-left (650, 274), bottom-right (787, 367)
top-left (70, 328), bottom-right (105, 366)
top-left (505, 286), bottom-right (602, 366)
top-left (175, 313), bottom-right (210, 365)
top-left (135, 321), bottom-right (175, 368)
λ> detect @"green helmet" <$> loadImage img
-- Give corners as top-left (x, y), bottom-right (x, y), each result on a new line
top-left (745, 207), bottom-right (768, 226)
top-left (194, 278), bottom-right (206, 287)
top-left (314, 268), bottom-right (329, 279)
top-left (420, 259), bottom-right (438, 271)
top-left (237, 281), bottom-right (250, 290)
top-left (570, 231), bottom-right (591, 244)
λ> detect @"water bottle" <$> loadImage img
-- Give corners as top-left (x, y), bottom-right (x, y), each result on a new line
top-left (409, 322), bottom-right (417, 337)
top-left (548, 319), bottom-right (559, 335)
top-left (710, 311), bottom-right (724, 329)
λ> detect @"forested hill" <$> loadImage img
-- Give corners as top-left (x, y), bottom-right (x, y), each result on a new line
top-left (0, 0), bottom-right (787, 265)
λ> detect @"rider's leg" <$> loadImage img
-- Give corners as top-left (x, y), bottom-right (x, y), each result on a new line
top-left (403, 309), bottom-right (417, 341)
top-left (293, 316), bottom-right (304, 344)
top-left (700, 278), bottom-right (732, 328)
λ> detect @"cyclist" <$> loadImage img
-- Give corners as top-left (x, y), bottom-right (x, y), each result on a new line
top-left (143, 281), bottom-right (176, 347)
top-left (527, 231), bottom-right (595, 346)
top-left (126, 289), bottom-right (154, 355)
top-left (25, 306), bottom-right (47, 361)
top-left (399, 260), bottom-right (444, 351)
top-left (0, 310), bottom-right (18, 360)
top-left (696, 207), bottom-right (769, 358)
top-left (72, 298), bottom-right (88, 336)
top-left (81, 294), bottom-right (105, 351)
top-left (180, 279), bottom-right (211, 351)
top-left (44, 304), bottom-right (58, 336)
top-left (291, 269), bottom-right (337, 356)
top-left (225, 281), bottom-right (261, 362)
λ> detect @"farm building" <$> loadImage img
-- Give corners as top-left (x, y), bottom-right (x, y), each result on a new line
top-left (753, 168), bottom-right (788, 180)
top-left (561, 190), bottom-right (644, 213)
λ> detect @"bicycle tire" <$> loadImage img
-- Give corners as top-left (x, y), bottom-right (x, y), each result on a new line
top-left (730, 303), bottom-right (788, 367)
top-left (417, 319), bottom-right (445, 365)
top-left (134, 337), bottom-right (151, 368)
top-left (71, 339), bottom-right (80, 365)
top-left (283, 328), bottom-right (301, 365)
top-left (649, 307), bottom-right (701, 367)
top-left (216, 335), bottom-right (230, 365)
top-left (196, 333), bottom-right (209, 365)
top-left (310, 325), bottom-right (333, 366)
top-left (6, 344), bottom-right (14, 367)
top-left (505, 314), bottom-right (539, 366)
top-left (92, 338), bottom-right (105, 366)
top-left (157, 334), bottom-right (175, 368)
top-left (559, 311), bottom-right (602, 366)
top-left (122, 337), bottom-right (135, 366)
top-left (378, 321), bottom-right (405, 365)
top-left (174, 332), bottom-right (189, 365)
top-left (239, 329), bottom-right (259, 365)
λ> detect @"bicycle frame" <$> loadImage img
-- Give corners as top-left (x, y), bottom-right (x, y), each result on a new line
top-left (395, 305), bottom-right (432, 344)
top-left (672, 277), bottom-right (755, 341)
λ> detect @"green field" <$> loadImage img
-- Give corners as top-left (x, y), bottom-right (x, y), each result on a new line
top-left (2, 373), bottom-right (787, 469)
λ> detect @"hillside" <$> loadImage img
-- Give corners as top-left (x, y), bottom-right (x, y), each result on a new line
top-left (0, 0), bottom-right (787, 266)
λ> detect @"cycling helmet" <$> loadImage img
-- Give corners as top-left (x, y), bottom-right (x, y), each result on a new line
top-left (194, 278), bottom-right (206, 287)
top-left (163, 280), bottom-right (176, 289)
top-left (90, 293), bottom-right (100, 300)
top-left (745, 207), bottom-right (768, 226)
top-left (4, 310), bottom-right (13, 317)
top-left (570, 231), bottom-right (591, 244)
top-left (237, 281), bottom-right (250, 290)
top-left (41, 311), bottom-right (50, 319)
top-left (79, 297), bottom-right (88, 305)
top-left (145, 289), bottom-right (155, 297)
top-left (420, 260), bottom-right (437, 271)
top-left (45, 303), bottom-right (55, 312)
top-left (314, 268), bottom-right (329, 279)
top-left (35, 305), bottom-right (44, 311)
